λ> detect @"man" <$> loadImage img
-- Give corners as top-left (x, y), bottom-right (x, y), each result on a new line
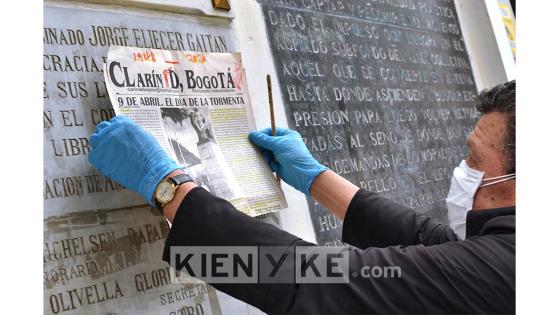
top-left (89, 80), bottom-right (515, 314)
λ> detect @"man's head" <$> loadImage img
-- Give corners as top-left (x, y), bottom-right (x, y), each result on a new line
top-left (466, 80), bottom-right (516, 210)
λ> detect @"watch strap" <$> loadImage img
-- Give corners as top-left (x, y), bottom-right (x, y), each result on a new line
top-left (169, 173), bottom-right (193, 186)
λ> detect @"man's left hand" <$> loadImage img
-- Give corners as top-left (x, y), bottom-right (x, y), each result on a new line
top-left (88, 115), bottom-right (182, 206)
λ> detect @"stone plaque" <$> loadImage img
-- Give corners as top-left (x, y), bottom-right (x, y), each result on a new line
top-left (259, 0), bottom-right (479, 245)
top-left (44, 2), bottom-right (237, 314)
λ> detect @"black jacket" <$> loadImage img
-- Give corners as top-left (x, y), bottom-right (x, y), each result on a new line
top-left (163, 188), bottom-right (515, 314)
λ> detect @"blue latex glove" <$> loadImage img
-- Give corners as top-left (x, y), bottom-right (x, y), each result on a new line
top-left (249, 127), bottom-right (328, 195)
top-left (88, 115), bottom-right (182, 206)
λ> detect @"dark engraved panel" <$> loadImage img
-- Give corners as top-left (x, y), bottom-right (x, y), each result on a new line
top-left (259, 0), bottom-right (479, 245)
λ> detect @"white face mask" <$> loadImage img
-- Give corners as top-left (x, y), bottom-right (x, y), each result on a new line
top-left (446, 160), bottom-right (516, 239)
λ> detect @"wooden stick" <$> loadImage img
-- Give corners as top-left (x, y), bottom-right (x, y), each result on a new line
top-left (266, 75), bottom-right (276, 136)
top-left (266, 74), bottom-right (281, 182)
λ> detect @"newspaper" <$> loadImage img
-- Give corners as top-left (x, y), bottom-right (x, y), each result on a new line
top-left (103, 45), bottom-right (287, 216)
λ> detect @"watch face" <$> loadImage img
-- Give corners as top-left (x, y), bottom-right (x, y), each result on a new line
top-left (155, 181), bottom-right (175, 204)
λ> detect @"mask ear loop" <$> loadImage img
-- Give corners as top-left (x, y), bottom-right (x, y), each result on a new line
top-left (480, 174), bottom-right (516, 187)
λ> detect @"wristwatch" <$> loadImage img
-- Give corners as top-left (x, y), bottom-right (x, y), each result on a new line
top-left (153, 173), bottom-right (194, 211)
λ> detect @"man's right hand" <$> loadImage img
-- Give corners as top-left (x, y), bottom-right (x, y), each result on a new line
top-left (249, 127), bottom-right (328, 195)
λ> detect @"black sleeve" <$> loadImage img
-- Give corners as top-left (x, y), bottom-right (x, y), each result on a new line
top-left (342, 189), bottom-right (458, 249)
top-left (163, 187), bottom-right (514, 315)
top-left (162, 187), bottom-right (312, 313)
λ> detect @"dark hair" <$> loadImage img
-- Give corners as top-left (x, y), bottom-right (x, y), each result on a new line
top-left (475, 80), bottom-right (516, 173)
